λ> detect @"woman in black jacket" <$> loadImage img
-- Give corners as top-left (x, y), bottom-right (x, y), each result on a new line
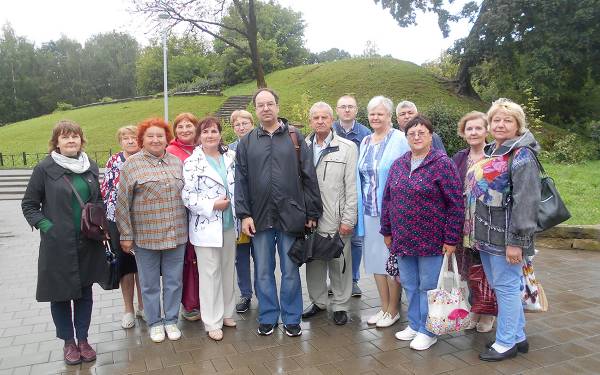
top-left (22, 120), bottom-right (107, 366)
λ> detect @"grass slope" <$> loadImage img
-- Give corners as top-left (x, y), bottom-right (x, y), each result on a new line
top-left (0, 96), bottom-right (225, 156)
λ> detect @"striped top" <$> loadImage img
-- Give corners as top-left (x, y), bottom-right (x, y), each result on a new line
top-left (115, 149), bottom-right (188, 250)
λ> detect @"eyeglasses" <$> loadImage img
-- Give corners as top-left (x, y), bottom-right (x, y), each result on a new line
top-left (256, 102), bottom-right (277, 110)
top-left (337, 105), bottom-right (356, 110)
top-left (406, 131), bottom-right (429, 139)
top-left (233, 121), bottom-right (252, 128)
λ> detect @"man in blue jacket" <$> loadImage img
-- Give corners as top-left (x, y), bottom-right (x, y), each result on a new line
top-left (332, 95), bottom-right (371, 298)
top-left (235, 88), bottom-right (322, 337)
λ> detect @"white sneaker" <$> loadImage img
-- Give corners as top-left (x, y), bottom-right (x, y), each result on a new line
top-left (367, 310), bottom-right (385, 325)
top-left (476, 315), bottom-right (495, 333)
top-left (376, 312), bottom-right (400, 328)
top-left (164, 324), bottom-right (182, 341)
top-left (395, 325), bottom-right (418, 341)
top-left (410, 332), bottom-right (438, 350)
top-left (150, 325), bottom-right (165, 343)
top-left (121, 312), bottom-right (135, 329)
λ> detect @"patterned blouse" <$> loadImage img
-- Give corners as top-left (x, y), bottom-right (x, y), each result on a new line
top-left (115, 150), bottom-right (188, 250)
top-left (358, 131), bottom-right (393, 217)
top-left (101, 152), bottom-right (126, 222)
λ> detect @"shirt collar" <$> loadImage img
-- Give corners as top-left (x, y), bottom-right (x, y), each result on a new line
top-left (259, 121), bottom-right (283, 134)
top-left (142, 149), bottom-right (169, 166)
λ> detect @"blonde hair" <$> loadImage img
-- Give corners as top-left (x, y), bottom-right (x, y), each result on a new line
top-left (487, 98), bottom-right (527, 135)
top-left (116, 125), bottom-right (137, 143)
top-left (230, 110), bottom-right (254, 126)
top-left (457, 111), bottom-right (488, 137)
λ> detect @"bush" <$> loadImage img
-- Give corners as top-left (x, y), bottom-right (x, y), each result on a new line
top-left (100, 97), bottom-right (114, 103)
top-left (544, 133), bottom-right (596, 164)
top-left (54, 102), bottom-right (74, 112)
top-left (422, 102), bottom-right (464, 157)
top-left (169, 75), bottom-right (224, 95)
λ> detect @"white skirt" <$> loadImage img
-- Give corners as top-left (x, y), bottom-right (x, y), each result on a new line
top-left (363, 215), bottom-right (390, 275)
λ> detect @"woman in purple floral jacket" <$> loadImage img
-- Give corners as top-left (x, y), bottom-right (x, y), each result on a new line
top-left (381, 115), bottom-right (464, 351)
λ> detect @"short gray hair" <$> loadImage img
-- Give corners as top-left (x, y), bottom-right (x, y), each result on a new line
top-left (309, 101), bottom-right (334, 119)
top-left (367, 96), bottom-right (393, 114)
top-left (396, 100), bottom-right (418, 114)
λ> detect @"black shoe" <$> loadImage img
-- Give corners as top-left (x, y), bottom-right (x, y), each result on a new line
top-left (479, 346), bottom-right (518, 362)
top-left (351, 282), bottom-right (362, 297)
top-left (257, 323), bottom-right (277, 336)
top-left (284, 324), bottom-right (302, 337)
top-left (302, 303), bottom-right (324, 319)
top-left (486, 340), bottom-right (529, 353)
top-left (328, 288), bottom-right (333, 296)
top-left (236, 297), bottom-right (251, 313)
top-left (333, 311), bottom-right (348, 325)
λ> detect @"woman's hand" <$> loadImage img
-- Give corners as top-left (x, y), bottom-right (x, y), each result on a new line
top-left (213, 196), bottom-right (230, 211)
top-left (506, 245), bottom-right (523, 264)
top-left (383, 235), bottom-right (392, 249)
top-left (442, 244), bottom-right (456, 255)
top-left (120, 240), bottom-right (134, 254)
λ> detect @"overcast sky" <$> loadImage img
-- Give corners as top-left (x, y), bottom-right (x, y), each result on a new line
top-left (1, 0), bottom-right (473, 64)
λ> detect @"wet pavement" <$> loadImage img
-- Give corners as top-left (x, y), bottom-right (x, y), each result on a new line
top-left (1, 199), bottom-right (600, 374)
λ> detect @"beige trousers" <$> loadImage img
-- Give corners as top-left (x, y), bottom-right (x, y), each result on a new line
top-left (194, 228), bottom-right (236, 331)
top-left (305, 234), bottom-right (353, 312)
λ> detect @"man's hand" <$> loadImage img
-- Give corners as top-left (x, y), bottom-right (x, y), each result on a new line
top-left (213, 196), bottom-right (230, 211)
top-left (442, 243), bottom-right (456, 255)
top-left (120, 240), bottom-right (134, 254)
top-left (383, 235), bottom-right (392, 249)
top-left (339, 224), bottom-right (353, 236)
top-left (242, 217), bottom-right (256, 237)
top-left (506, 245), bottom-right (523, 265)
top-left (305, 219), bottom-right (317, 229)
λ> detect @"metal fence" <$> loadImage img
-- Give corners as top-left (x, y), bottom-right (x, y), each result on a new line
top-left (0, 150), bottom-right (113, 168)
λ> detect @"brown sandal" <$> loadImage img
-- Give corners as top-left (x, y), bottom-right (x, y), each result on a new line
top-left (223, 318), bottom-right (237, 328)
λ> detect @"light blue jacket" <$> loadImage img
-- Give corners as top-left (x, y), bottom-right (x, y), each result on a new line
top-left (355, 128), bottom-right (410, 236)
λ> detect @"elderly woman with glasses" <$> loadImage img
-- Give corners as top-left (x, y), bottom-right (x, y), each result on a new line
top-left (381, 115), bottom-right (464, 351)
top-left (355, 96), bottom-right (409, 329)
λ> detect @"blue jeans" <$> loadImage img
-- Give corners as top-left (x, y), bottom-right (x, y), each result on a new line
top-left (135, 244), bottom-right (185, 327)
top-left (235, 242), bottom-right (255, 298)
top-left (50, 285), bottom-right (93, 341)
top-left (351, 234), bottom-right (363, 283)
top-left (398, 255), bottom-right (443, 337)
top-left (252, 229), bottom-right (302, 325)
top-left (480, 251), bottom-right (526, 347)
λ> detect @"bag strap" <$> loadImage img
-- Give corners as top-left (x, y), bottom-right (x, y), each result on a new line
top-left (507, 146), bottom-right (546, 196)
top-left (288, 126), bottom-right (302, 177)
top-left (436, 253), bottom-right (461, 290)
top-left (62, 175), bottom-right (85, 209)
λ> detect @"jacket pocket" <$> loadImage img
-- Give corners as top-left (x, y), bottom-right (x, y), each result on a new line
top-left (279, 199), bottom-right (306, 235)
top-left (323, 160), bottom-right (346, 182)
top-left (474, 200), bottom-right (507, 247)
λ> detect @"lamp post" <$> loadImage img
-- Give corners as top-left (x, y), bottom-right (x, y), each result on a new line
top-left (158, 13), bottom-right (170, 122)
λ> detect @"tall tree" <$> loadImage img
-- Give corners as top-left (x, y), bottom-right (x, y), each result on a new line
top-left (133, 0), bottom-right (269, 88)
top-left (213, 1), bottom-right (308, 85)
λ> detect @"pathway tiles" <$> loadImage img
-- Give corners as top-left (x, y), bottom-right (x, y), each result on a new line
top-left (1, 199), bottom-right (600, 374)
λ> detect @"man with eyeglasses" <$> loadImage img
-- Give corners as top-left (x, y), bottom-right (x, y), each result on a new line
top-left (396, 101), bottom-right (446, 153)
top-left (235, 88), bottom-right (322, 337)
top-left (332, 95), bottom-right (371, 298)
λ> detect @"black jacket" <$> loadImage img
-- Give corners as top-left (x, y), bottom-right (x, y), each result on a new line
top-left (235, 120), bottom-right (322, 235)
top-left (21, 156), bottom-right (108, 302)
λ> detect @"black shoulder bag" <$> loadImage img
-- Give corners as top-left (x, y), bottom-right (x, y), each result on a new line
top-left (507, 147), bottom-right (571, 232)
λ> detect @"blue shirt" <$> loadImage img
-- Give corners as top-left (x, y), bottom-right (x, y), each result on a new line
top-left (312, 131), bottom-right (333, 166)
top-left (207, 154), bottom-right (234, 230)
top-left (333, 120), bottom-right (371, 150)
top-left (358, 130), bottom-right (394, 217)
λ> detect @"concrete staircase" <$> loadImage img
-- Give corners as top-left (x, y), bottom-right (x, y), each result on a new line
top-left (0, 169), bottom-right (105, 201)
top-left (214, 95), bottom-right (253, 122)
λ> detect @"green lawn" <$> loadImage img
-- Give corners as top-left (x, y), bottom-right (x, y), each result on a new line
top-left (0, 96), bottom-right (225, 161)
top-left (544, 160), bottom-right (600, 225)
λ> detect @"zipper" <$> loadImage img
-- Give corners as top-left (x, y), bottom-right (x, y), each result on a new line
top-left (323, 162), bottom-right (328, 181)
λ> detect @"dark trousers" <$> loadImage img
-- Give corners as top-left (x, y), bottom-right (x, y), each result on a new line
top-left (50, 285), bottom-right (93, 341)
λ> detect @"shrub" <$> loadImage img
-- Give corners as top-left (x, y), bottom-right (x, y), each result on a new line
top-left (169, 74), bottom-right (224, 95)
top-left (54, 102), bottom-right (74, 112)
top-left (545, 134), bottom-right (596, 164)
top-left (422, 102), bottom-right (464, 157)
top-left (100, 97), bottom-right (114, 103)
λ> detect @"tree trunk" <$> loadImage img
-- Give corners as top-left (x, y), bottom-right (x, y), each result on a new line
top-left (246, 0), bottom-right (267, 88)
top-left (455, 0), bottom-right (489, 98)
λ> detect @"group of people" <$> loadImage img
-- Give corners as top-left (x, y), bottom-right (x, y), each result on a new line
top-left (22, 87), bottom-right (541, 365)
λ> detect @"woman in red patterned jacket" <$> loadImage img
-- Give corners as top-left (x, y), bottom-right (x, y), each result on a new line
top-left (380, 115), bottom-right (464, 351)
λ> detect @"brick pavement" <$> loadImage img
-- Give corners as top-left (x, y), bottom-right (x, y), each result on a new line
top-left (1, 199), bottom-right (600, 375)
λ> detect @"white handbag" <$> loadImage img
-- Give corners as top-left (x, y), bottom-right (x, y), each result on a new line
top-left (425, 253), bottom-right (473, 335)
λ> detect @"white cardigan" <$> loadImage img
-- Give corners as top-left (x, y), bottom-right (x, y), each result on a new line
top-left (182, 147), bottom-right (237, 247)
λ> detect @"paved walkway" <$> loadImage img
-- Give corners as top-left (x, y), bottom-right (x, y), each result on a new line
top-left (1, 200), bottom-right (600, 375)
